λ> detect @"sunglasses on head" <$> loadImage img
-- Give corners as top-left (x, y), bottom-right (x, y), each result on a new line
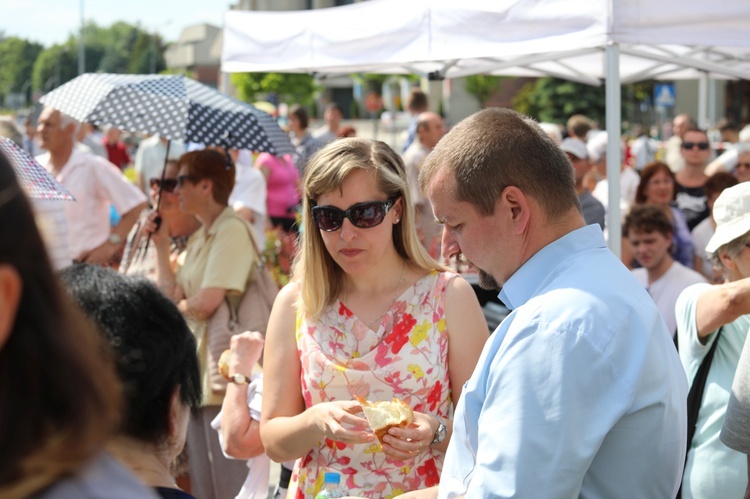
top-left (681, 141), bottom-right (710, 150)
top-left (149, 178), bottom-right (178, 193)
top-left (312, 198), bottom-right (397, 232)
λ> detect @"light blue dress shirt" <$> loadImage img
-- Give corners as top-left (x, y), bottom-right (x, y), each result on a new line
top-left (439, 225), bottom-right (688, 498)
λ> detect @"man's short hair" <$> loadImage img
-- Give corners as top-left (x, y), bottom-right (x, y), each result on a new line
top-left (704, 172), bottom-right (738, 199)
top-left (566, 114), bottom-right (594, 140)
top-left (622, 204), bottom-right (674, 239)
top-left (407, 88), bottom-right (428, 113)
top-left (420, 108), bottom-right (579, 220)
top-left (326, 103), bottom-right (342, 115)
top-left (680, 127), bottom-right (709, 141)
top-left (717, 118), bottom-right (738, 133)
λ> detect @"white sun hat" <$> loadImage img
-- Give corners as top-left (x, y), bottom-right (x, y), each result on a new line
top-left (705, 182), bottom-right (750, 253)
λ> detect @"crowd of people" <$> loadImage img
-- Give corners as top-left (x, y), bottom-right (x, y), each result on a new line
top-left (4, 94), bottom-right (750, 499)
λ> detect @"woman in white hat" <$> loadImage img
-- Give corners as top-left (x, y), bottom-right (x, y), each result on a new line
top-left (675, 182), bottom-right (750, 498)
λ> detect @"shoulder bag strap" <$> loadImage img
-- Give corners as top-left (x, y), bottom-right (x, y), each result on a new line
top-left (678, 326), bottom-right (723, 497)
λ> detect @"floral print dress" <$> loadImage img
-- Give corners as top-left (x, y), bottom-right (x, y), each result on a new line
top-left (290, 271), bottom-right (456, 498)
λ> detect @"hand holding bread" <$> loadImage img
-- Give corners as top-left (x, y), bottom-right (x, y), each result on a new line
top-left (355, 396), bottom-right (441, 460)
top-left (218, 331), bottom-right (265, 381)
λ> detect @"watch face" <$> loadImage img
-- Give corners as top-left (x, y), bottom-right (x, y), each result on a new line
top-left (232, 373), bottom-right (249, 384)
top-left (108, 233), bottom-right (123, 245)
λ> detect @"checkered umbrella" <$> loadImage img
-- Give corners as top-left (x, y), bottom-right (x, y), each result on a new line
top-left (0, 137), bottom-right (74, 201)
top-left (40, 73), bottom-right (294, 156)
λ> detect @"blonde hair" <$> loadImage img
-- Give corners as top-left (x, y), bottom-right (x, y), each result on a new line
top-left (294, 138), bottom-right (444, 318)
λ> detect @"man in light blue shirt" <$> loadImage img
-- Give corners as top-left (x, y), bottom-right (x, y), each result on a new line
top-left (419, 108), bottom-right (688, 498)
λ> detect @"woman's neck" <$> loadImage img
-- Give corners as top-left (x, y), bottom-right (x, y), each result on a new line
top-left (344, 253), bottom-right (408, 297)
top-left (196, 202), bottom-right (227, 232)
top-left (107, 437), bottom-right (178, 490)
top-left (168, 212), bottom-right (201, 238)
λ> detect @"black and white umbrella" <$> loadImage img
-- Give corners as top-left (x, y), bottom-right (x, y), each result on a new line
top-left (40, 73), bottom-right (294, 156)
top-left (0, 137), bottom-right (74, 201)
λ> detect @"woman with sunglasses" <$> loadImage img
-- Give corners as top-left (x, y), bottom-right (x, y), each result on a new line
top-left (260, 138), bottom-right (488, 498)
top-left (622, 161), bottom-right (697, 272)
top-left (146, 149), bottom-right (258, 499)
top-left (121, 159), bottom-right (201, 276)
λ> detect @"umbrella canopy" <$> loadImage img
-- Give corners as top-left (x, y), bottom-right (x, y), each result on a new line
top-left (0, 137), bottom-right (74, 201)
top-left (40, 73), bottom-right (294, 156)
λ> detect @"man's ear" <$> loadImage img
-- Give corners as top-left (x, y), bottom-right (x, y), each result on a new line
top-left (499, 186), bottom-right (530, 234)
top-left (0, 265), bottom-right (22, 351)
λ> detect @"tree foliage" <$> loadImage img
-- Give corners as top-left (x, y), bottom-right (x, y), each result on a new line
top-left (465, 75), bottom-right (506, 106)
top-left (0, 37), bottom-right (43, 102)
top-left (231, 72), bottom-right (319, 106)
top-left (513, 77), bottom-right (607, 124)
top-left (30, 21), bottom-right (166, 95)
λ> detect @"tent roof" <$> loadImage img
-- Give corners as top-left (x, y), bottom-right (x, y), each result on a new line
top-left (221, 0), bottom-right (750, 84)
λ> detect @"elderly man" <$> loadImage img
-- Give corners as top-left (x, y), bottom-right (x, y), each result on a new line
top-left (36, 107), bottom-right (147, 266)
top-left (677, 182), bottom-right (750, 498)
top-left (418, 108), bottom-right (687, 498)
top-left (403, 111), bottom-right (445, 257)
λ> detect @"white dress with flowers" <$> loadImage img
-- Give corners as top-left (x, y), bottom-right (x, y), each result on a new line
top-left (289, 270), bottom-right (455, 498)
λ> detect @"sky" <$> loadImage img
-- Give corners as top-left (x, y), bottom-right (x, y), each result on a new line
top-left (2, 0), bottom-right (232, 47)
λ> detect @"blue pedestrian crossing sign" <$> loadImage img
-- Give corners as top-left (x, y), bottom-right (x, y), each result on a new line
top-left (654, 84), bottom-right (676, 108)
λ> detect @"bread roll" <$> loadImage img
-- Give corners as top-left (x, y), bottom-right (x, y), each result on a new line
top-left (218, 349), bottom-right (231, 381)
top-left (355, 396), bottom-right (414, 448)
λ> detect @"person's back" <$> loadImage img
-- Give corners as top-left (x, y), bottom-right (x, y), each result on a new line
top-left (450, 227), bottom-right (686, 497)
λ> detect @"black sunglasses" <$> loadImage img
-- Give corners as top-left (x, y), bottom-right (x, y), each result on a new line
top-left (176, 174), bottom-right (200, 187)
top-left (149, 177), bottom-right (178, 193)
top-left (312, 198), bottom-right (397, 232)
top-left (681, 141), bottom-right (710, 150)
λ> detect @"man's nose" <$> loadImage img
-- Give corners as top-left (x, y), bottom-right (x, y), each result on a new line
top-left (441, 228), bottom-right (460, 262)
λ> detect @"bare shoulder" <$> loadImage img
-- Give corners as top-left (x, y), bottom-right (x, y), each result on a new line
top-left (443, 272), bottom-right (480, 301)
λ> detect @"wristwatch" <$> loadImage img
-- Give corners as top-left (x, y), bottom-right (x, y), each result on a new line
top-left (107, 233), bottom-right (123, 246)
top-left (231, 373), bottom-right (251, 385)
top-left (430, 416), bottom-right (447, 446)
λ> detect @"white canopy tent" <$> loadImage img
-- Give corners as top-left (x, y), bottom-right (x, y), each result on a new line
top-left (222, 0), bottom-right (750, 254)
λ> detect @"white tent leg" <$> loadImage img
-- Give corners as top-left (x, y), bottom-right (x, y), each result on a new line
top-left (605, 43), bottom-right (622, 257)
top-left (698, 71), bottom-right (708, 129)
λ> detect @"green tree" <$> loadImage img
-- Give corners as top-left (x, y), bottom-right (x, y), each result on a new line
top-left (32, 43), bottom-right (78, 93)
top-left (0, 37), bottom-right (43, 103)
top-left (513, 77), bottom-right (607, 124)
top-left (465, 75), bottom-right (505, 107)
top-left (231, 72), bottom-right (319, 106)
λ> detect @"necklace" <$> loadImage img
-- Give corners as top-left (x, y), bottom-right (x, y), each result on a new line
top-left (364, 263), bottom-right (406, 329)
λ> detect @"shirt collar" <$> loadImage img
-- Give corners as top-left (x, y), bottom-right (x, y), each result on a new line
top-left (498, 224), bottom-right (605, 310)
top-left (204, 206), bottom-right (237, 237)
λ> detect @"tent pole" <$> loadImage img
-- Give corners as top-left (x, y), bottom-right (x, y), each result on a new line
top-left (605, 43), bottom-right (621, 257)
top-left (698, 70), bottom-right (709, 129)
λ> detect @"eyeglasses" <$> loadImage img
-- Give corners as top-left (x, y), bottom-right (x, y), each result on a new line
top-left (149, 178), bottom-right (178, 193)
top-left (681, 141), bottom-right (710, 150)
top-left (312, 198), bottom-right (397, 232)
top-left (176, 175), bottom-right (199, 187)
